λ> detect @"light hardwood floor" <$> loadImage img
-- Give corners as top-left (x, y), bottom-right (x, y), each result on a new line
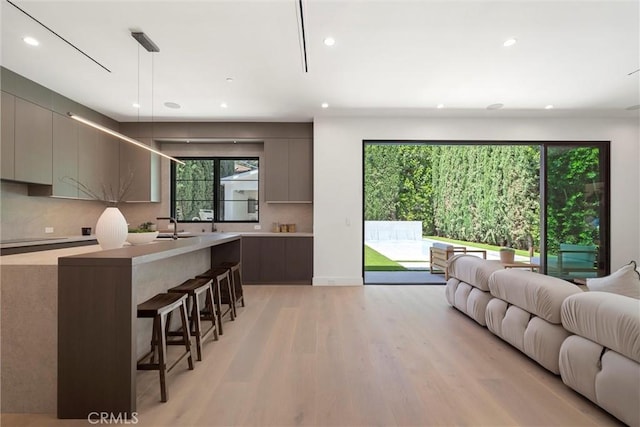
top-left (3, 285), bottom-right (622, 426)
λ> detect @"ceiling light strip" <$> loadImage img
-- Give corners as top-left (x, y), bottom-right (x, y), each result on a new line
top-left (67, 113), bottom-right (185, 165)
top-left (297, 0), bottom-right (309, 73)
top-left (6, 0), bottom-right (111, 73)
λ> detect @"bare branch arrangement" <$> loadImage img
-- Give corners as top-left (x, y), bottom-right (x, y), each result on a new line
top-left (60, 171), bottom-right (134, 206)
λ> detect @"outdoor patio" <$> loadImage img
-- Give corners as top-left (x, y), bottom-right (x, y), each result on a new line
top-left (364, 221), bottom-right (533, 285)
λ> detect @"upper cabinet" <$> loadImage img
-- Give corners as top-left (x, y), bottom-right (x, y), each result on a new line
top-left (52, 113), bottom-right (79, 198)
top-left (78, 126), bottom-right (119, 201)
top-left (119, 137), bottom-right (160, 202)
top-left (1, 92), bottom-right (15, 180)
top-left (14, 97), bottom-right (53, 185)
top-left (264, 138), bottom-right (312, 203)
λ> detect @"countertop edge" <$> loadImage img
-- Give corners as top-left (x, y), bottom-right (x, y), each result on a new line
top-left (58, 233), bottom-right (241, 266)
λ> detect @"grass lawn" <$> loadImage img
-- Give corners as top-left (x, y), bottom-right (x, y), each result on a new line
top-left (364, 245), bottom-right (407, 271)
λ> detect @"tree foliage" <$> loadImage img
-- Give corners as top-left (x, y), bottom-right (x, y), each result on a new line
top-left (364, 143), bottom-right (600, 251)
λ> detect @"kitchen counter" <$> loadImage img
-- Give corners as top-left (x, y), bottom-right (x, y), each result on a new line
top-left (0, 235), bottom-right (97, 255)
top-left (1, 233), bottom-right (241, 418)
top-left (0, 244), bottom-right (102, 265)
top-left (1, 232), bottom-right (313, 255)
top-left (59, 232), bottom-right (240, 266)
top-left (237, 231), bottom-right (313, 237)
top-left (58, 232), bottom-right (242, 418)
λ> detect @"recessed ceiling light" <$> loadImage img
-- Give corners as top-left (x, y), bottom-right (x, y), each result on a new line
top-left (323, 37), bottom-right (335, 46)
top-left (436, 104), bottom-right (445, 109)
top-left (625, 104), bottom-right (640, 111)
top-left (220, 102), bottom-right (228, 108)
top-left (226, 77), bottom-right (234, 83)
top-left (164, 102), bottom-right (181, 109)
top-left (321, 102), bottom-right (329, 109)
top-left (23, 36), bottom-right (39, 46)
top-left (545, 104), bottom-right (554, 110)
top-left (132, 103), bottom-right (141, 109)
top-left (487, 103), bottom-right (504, 110)
top-left (503, 38), bottom-right (517, 47)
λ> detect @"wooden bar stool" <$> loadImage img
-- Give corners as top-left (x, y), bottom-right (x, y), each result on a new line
top-left (137, 292), bottom-right (194, 402)
top-left (196, 268), bottom-right (234, 335)
top-left (218, 261), bottom-right (245, 316)
top-left (167, 277), bottom-right (218, 361)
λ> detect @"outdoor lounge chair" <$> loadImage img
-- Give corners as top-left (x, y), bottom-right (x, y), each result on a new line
top-left (555, 243), bottom-right (598, 277)
top-left (534, 243), bottom-right (599, 279)
top-left (430, 242), bottom-right (487, 280)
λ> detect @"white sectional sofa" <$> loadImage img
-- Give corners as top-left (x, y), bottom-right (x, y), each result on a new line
top-left (445, 256), bottom-right (640, 426)
top-left (445, 255), bottom-right (504, 326)
top-left (486, 269), bottom-right (582, 374)
top-left (560, 292), bottom-right (640, 427)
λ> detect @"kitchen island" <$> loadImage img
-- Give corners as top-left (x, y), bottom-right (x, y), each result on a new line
top-left (54, 234), bottom-right (239, 419)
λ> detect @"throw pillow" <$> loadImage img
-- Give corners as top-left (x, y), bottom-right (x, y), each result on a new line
top-left (586, 261), bottom-right (640, 299)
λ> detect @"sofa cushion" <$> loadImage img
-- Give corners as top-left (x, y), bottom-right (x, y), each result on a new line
top-left (447, 255), bottom-right (503, 292)
top-left (489, 269), bottom-right (581, 324)
top-left (432, 242), bottom-right (454, 251)
top-left (561, 292), bottom-right (640, 363)
top-left (445, 278), bottom-right (492, 326)
top-left (586, 261), bottom-right (640, 299)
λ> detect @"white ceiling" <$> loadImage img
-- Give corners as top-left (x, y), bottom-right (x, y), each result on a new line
top-left (1, 0), bottom-right (639, 122)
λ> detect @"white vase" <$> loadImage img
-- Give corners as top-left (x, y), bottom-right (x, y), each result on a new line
top-left (95, 207), bottom-right (128, 250)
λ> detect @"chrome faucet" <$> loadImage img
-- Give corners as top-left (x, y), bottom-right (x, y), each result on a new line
top-left (157, 217), bottom-right (178, 240)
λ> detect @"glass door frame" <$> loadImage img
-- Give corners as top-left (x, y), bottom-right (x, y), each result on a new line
top-left (362, 140), bottom-right (611, 282)
top-left (540, 142), bottom-right (611, 278)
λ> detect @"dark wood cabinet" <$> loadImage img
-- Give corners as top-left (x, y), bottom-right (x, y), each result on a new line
top-left (264, 139), bottom-right (312, 202)
top-left (260, 238), bottom-right (287, 282)
top-left (284, 237), bottom-right (314, 281)
top-left (1, 91), bottom-right (15, 180)
top-left (242, 236), bottom-right (313, 284)
top-left (14, 97), bottom-right (53, 185)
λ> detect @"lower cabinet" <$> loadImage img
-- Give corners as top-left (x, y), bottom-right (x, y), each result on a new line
top-left (241, 236), bottom-right (313, 284)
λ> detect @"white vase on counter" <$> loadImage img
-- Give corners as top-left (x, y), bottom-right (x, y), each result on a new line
top-left (95, 207), bottom-right (128, 250)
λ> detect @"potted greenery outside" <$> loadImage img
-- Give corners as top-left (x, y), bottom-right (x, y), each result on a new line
top-left (126, 222), bottom-right (159, 245)
top-left (499, 245), bottom-right (516, 264)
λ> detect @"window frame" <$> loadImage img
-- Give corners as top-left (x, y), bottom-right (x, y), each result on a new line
top-left (170, 156), bottom-right (260, 223)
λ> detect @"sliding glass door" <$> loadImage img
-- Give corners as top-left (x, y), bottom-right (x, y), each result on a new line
top-left (362, 141), bottom-right (611, 283)
top-left (542, 144), bottom-right (609, 279)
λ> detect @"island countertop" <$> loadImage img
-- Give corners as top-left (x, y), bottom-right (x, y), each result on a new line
top-left (57, 231), bottom-right (242, 419)
top-left (58, 232), bottom-right (241, 266)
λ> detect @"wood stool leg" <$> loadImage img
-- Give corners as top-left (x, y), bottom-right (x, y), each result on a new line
top-left (204, 285), bottom-right (218, 341)
top-left (228, 270), bottom-right (238, 318)
top-left (213, 278), bottom-right (224, 335)
top-left (191, 293), bottom-right (203, 361)
top-left (225, 273), bottom-right (235, 321)
top-left (157, 314), bottom-right (168, 402)
top-left (149, 317), bottom-right (158, 364)
top-left (179, 300), bottom-right (194, 370)
top-left (236, 268), bottom-right (246, 307)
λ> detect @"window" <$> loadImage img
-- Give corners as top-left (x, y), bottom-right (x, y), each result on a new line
top-left (171, 157), bottom-right (259, 223)
top-left (362, 141), bottom-right (610, 281)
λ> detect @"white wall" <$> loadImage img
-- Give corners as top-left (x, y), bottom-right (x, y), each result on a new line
top-left (313, 116), bottom-right (640, 286)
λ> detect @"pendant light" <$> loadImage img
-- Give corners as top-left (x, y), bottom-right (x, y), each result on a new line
top-left (68, 31), bottom-right (184, 165)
